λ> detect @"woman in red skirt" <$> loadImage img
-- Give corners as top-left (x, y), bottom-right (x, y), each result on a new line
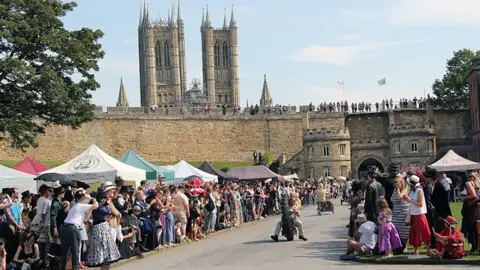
top-left (403, 175), bottom-right (431, 256)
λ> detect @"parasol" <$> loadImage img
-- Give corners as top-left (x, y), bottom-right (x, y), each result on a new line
top-left (189, 188), bottom-right (207, 195)
top-left (184, 175), bottom-right (204, 188)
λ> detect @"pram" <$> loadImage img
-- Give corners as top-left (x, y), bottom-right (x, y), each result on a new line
top-left (316, 195), bottom-right (334, 215)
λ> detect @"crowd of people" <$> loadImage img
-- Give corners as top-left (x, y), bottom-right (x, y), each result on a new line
top-left (306, 96), bottom-right (431, 114)
top-left (341, 164), bottom-right (479, 260)
top-left (0, 175), bottom-right (320, 270)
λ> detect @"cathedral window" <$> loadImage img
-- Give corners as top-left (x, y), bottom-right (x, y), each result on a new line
top-left (224, 95), bottom-right (228, 103)
top-left (340, 166), bottom-right (348, 177)
top-left (155, 41), bottom-right (162, 68)
top-left (222, 42), bottom-right (228, 66)
top-left (164, 41), bottom-right (170, 68)
top-left (214, 42), bottom-right (220, 66)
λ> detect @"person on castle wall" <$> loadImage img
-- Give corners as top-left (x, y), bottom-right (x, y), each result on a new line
top-left (364, 166), bottom-right (386, 224)
top-left (253, 151), bottom-right (258, 164)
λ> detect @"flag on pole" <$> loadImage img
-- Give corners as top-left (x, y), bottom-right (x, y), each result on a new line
top-left (337, 80), bottom-right (344, 85)
top-left (378, 78), bottom-right (386, 86)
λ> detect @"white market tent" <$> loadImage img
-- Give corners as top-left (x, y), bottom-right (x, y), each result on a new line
top-left (162, 160), bottom-right (217, 185)
top-left (430, 150), bottom-right (480, 172)
top-left (0, 165), bottom-right (37, 192)
top-left (39, 145), bottom-right (146, 185)
top-left (283, 174), bottom-right (300, 181)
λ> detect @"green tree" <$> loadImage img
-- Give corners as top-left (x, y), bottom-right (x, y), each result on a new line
top-left (432, 49), bottom-right (480, 110)
top-left (0, 0), bottom-right (104, 149)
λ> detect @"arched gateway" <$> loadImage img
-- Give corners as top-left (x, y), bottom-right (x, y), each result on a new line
top-left (357, 157), bottom-right (385, 179)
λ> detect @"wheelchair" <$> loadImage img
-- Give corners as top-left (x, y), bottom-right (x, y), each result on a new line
top-left (316, 200), bottom-right (334, 215)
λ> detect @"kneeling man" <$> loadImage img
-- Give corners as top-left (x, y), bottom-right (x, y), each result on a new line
top-left (271, 198), bottom-right (307, 241)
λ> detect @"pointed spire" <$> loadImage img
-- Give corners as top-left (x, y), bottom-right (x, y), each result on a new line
top-left (260, 74), bottom-right (273, 108)
top-left (171, 5), bottom-right (177, 27)
top-left (145, 3), bottom-right (150, 25)
top-left (117, 77), bottom-right (129, 107)
top-left (139, 4), bottom-right (143, 26)
top-left (230, 5), bottom-right (236, 27)
top-left (168, 9), bottom-right (171, 24)
top-left (201, 8), bottom-right (205, 28)
top-left (142, 0), bottom-right (147, 24)
top-left (223, 8), bottom-right (228, 29)
top-left (205, 5), bottom-right (211, 26)
top-left (177, 0), bottom-right (183, 22)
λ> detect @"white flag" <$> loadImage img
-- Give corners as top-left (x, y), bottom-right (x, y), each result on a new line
top-left (378, 78), bottom-right (386, 86)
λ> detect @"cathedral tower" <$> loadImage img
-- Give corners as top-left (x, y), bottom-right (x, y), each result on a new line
top-left (138, 2), bottom-right (186, 107)
top-left (201, 6), bottom-right (240, 107)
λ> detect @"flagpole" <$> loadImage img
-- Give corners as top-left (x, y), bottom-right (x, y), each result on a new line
top-left (384, 81), bottom-right (388, 99)
top-left (342, 82), bottom-right (345, 101)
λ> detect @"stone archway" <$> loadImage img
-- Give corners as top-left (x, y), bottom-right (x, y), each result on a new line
top-left (356, 156), bottom-right (385, 179)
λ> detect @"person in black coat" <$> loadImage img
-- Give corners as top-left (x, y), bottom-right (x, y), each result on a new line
top-left (376, 163), bottom-right (400, 209)
top-left (363, 166), bottom-right (386, 224)
top-left (422, 167), bottom-right (452, 248)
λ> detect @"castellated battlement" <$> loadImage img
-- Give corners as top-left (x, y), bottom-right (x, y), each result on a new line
top-left (303, 127), bottom-right (350, 142)
top-left (388, 123), bottom-right (435, 136)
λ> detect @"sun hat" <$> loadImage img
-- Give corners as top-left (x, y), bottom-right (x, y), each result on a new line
top-left (355, 214), bottom-right (367, 223)
top-left (443, 215), bottom-right (457, 225)
top-left (103, 181), bottom-right (115, 192)
top-left (409, 175), bottom-right (420, 184)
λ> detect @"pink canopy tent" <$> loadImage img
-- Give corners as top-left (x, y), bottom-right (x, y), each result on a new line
top-left (12, 157), bottom-right (49, 175)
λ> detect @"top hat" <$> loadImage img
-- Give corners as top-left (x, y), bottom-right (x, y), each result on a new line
top-left (1, 188), bottom-right (10, 194)
top-left (423, 167), bottom-right (437, 179)
top-left (53, 186), bottom-right (65, 196)
top-left (21, 190), bottom-right (32, 198)
top-left (387, 162), bottom-right (400, 175)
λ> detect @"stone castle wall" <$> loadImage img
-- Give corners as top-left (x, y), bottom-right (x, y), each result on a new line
top-left (0, 108), bottom-right (470, 165)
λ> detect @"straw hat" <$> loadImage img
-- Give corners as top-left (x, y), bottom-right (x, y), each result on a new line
top-left (355, 214), bottom-right (367, 223)
top-left (408, 175), bottom-right (420, 184)
top-left (103, 181), bottom-right (116, 192)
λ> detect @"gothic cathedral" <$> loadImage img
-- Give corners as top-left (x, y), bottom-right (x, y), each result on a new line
top-left (138, 2), bottom-right (240, 108)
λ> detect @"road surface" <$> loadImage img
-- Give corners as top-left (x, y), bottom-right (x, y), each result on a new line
top-left (114, 201), bottom-right (470, 270)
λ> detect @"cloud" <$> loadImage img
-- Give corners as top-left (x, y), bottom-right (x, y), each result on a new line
top-left (340, 9), bottom-right (362, 19)
top-left (391, 0), bottom-right (480, 25)
top-left (285, 38), bottom-right (427, 65)
top-left (335, 33), bottom-right (364, 42)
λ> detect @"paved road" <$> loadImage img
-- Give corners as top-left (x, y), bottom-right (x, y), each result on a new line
top-left (114, 201), bottom-right (470, 270)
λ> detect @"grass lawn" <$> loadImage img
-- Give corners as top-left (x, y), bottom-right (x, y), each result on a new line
top-left (0, 160), bottom-right (252, 171)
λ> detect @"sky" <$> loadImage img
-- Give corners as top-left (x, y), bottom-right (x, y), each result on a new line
top-left (62, 0), bottom-right (480, 108)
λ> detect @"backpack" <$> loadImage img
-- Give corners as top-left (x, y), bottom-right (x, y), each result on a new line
top-left (139, 217), bottom-right (155, 234)
top-left (205, 196), bottom-right (215, 212)
top-left (443, 230), bottom-right (464, 259)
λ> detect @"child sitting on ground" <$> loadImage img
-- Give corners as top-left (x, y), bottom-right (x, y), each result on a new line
top-left (174, 221), bottom-right (182, 243)
top-left (431, 216), bottom-right (464, 259)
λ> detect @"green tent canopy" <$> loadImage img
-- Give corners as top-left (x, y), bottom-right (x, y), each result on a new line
top-left (120, 151), bottom-right (175, 180)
